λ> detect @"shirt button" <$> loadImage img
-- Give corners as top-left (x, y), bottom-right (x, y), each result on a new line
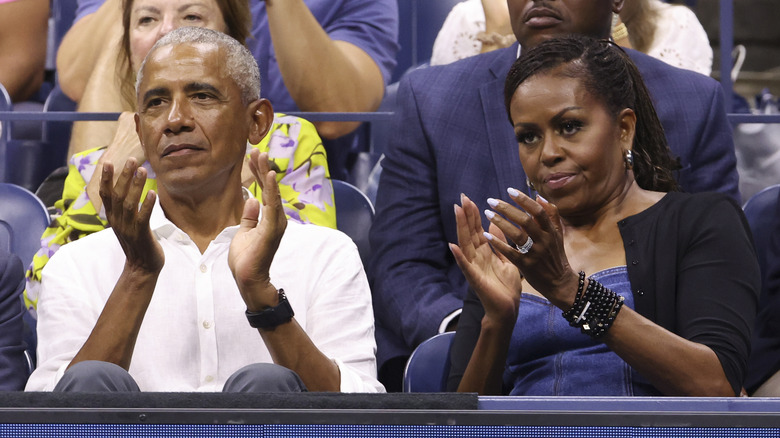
top-left (628, 239), bottom-right (635, 246)
top-left (202, 320), bottom-right (212, 329)
top-left (637, 289), bottom-right (645, 296)
top-left (205, 375), bottom-right (214, 383)
top-left (200, 264), bottom-right (207, 273)
top-left (631, 260), bottom-right (639, 266)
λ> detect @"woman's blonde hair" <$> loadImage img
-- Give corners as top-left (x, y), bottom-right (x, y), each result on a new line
top-left (620, 0), bottom-right (661, 53)
top-left (117, 0), bottom-right (251, 109)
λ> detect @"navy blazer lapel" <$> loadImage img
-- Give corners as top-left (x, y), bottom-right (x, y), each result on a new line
top-left (480, 46), bottom-right (527, 199)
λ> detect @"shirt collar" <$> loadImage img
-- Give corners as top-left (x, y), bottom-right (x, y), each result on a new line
top-left (149, 187), bottom-right (255, 240)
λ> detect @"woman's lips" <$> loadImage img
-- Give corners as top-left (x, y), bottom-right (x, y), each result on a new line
top-left (543, 174), bottom-right (575, 190)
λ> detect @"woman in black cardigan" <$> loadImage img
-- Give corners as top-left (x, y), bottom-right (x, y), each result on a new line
top-left (448, 35), bottom-right (759, 396)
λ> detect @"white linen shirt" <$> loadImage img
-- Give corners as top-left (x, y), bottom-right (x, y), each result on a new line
top-left (26, 197), bottom-right (383, 392)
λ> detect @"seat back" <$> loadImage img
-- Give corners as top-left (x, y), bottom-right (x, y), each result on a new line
top-left (364, 154), bottom-right (384, 206)
top-left (403, 332), bottom-right (455, 392)
top-left (393, 0), bottom-right (463, 81)
top-left (415, 0), bottom-right (465, 63)
top-left (370, 82), bottom-right (399, 159)
top-left (0, 183), bottom-right (50, 268)
top-left (0, 81), bottom-right (12, 138)
top-left (0, 83), bottom-right (11, 183)
top-left (332, 179), bottom-right (374, 265)
top-left (0, 183), bottom-right (49, 373)
top-left (743, 184), bottom-right (780, 281)
top-left (43, 83), bottom-right (77, 155)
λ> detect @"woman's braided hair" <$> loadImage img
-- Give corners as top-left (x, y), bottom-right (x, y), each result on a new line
top-left (504, 35), bottom-right (680, 192)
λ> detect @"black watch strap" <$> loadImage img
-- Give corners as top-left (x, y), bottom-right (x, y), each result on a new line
top-left (245, 289), bottom-right (294, 329)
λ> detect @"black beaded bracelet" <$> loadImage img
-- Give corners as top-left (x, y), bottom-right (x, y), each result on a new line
top-left (562, 271), bottom-right (587, 322)
top-left (562, 272), bottom-right (624, 339)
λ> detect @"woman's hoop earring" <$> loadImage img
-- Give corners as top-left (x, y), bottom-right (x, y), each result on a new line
top-left (624, 150), bottom-right (634, 170)
top-left (525, 177), bottom-right (536, 192)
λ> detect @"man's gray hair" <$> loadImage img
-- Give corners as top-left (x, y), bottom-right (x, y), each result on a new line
top-left (135, 27), bottom-right (261, 104)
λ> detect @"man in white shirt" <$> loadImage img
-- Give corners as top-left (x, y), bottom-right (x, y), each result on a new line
top-left (25, 27), bottom-right (382, 393)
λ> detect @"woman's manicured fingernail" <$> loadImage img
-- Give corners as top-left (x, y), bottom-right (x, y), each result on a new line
top-left (537, 194), bottom-right (548, 203)
top-left (484, 209), bottom-right (495, 220)
top-left (483, 232), bottom-right (493, 241)
top-left (487, 198), bottom-right (499, 208)
top-left (507, 187), bottom-right (520, 197)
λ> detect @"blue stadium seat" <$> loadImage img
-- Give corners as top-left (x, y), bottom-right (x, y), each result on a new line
top-left (743, 184), bottom-right (780, 280)
top-left (415, 0), bottom-right (464, 63)
top-left (332, 179), bottom-right (374, 265)
top-left (42, 84), bottom-right (76, 175)
top-left (393, 0), bottom-right (463, 81)
top-left (370, 82), bottom-right (399, 159)
top-left (2, 85), bottom-right (74, 191)
top-left (364, 154), bottom-right (384, 206)
top-left (0, 83), bottom-right (11, 183)
top-left (742, 184), bottom-right (780, 393)
top-left (403, 332), bottom-right (455, 392)
top-left (0, 183), bottom-right (50, 268)
top-left (0, 183), bottom-right (50, 374)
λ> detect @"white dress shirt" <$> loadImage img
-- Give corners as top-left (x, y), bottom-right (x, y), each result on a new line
top-left (26, 197), bottom-right (383, 392)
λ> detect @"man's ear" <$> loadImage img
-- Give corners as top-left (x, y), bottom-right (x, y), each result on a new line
top-left (612, 0), bottom-right (625, 14)
top-left (618, 108), bottom-right (636, 147)
top-left (247, 99), bottom-right (273, 145)
top-left (134, 113), bottom-right (143, 145)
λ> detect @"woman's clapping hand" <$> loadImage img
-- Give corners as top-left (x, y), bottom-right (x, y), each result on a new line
top-left (478, 188), bottom-right (579, 310)
top-left (450, 194), bottom-right (524, 324)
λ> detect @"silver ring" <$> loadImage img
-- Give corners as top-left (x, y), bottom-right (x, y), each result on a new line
top-left (515, 236), bottom-right (533, 254)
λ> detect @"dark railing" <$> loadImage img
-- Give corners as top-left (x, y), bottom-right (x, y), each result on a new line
top-left (0, 111), bottom-right (396, 123)
top-left (0, 110), bottom-right (774, 124)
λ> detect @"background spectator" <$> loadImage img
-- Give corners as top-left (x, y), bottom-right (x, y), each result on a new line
top-left (57, 0), bottom-right (398, 178)
top-left (615, 0), bottom-right (712, 76)
top-left (430, 0), bottom-right (712, 76)
top-left (430, 0), bottom-right (514, 66)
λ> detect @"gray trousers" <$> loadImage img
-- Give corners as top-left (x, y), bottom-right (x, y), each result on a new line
top-left (54, 361), bottom-right (308, 393)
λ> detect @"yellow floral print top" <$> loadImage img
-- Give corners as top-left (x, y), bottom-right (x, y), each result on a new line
top-left (25, 114), bottom-right (335, 313)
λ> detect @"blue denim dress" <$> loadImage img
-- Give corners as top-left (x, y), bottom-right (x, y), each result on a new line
top-left (504, 267), bottom-right (660, 396)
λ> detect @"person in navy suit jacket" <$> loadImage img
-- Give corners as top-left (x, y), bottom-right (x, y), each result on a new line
top-left (369, 0), bottom-right (740, 390)
top-left (0, 249), bottom-right (28, 391)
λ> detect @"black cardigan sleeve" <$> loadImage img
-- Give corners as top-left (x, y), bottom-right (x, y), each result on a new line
top-left (671, 194), bottom-right (760, 395)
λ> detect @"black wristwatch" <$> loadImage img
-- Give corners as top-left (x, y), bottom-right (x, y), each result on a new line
top-left (245, 289), bottom-right (294, 329)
